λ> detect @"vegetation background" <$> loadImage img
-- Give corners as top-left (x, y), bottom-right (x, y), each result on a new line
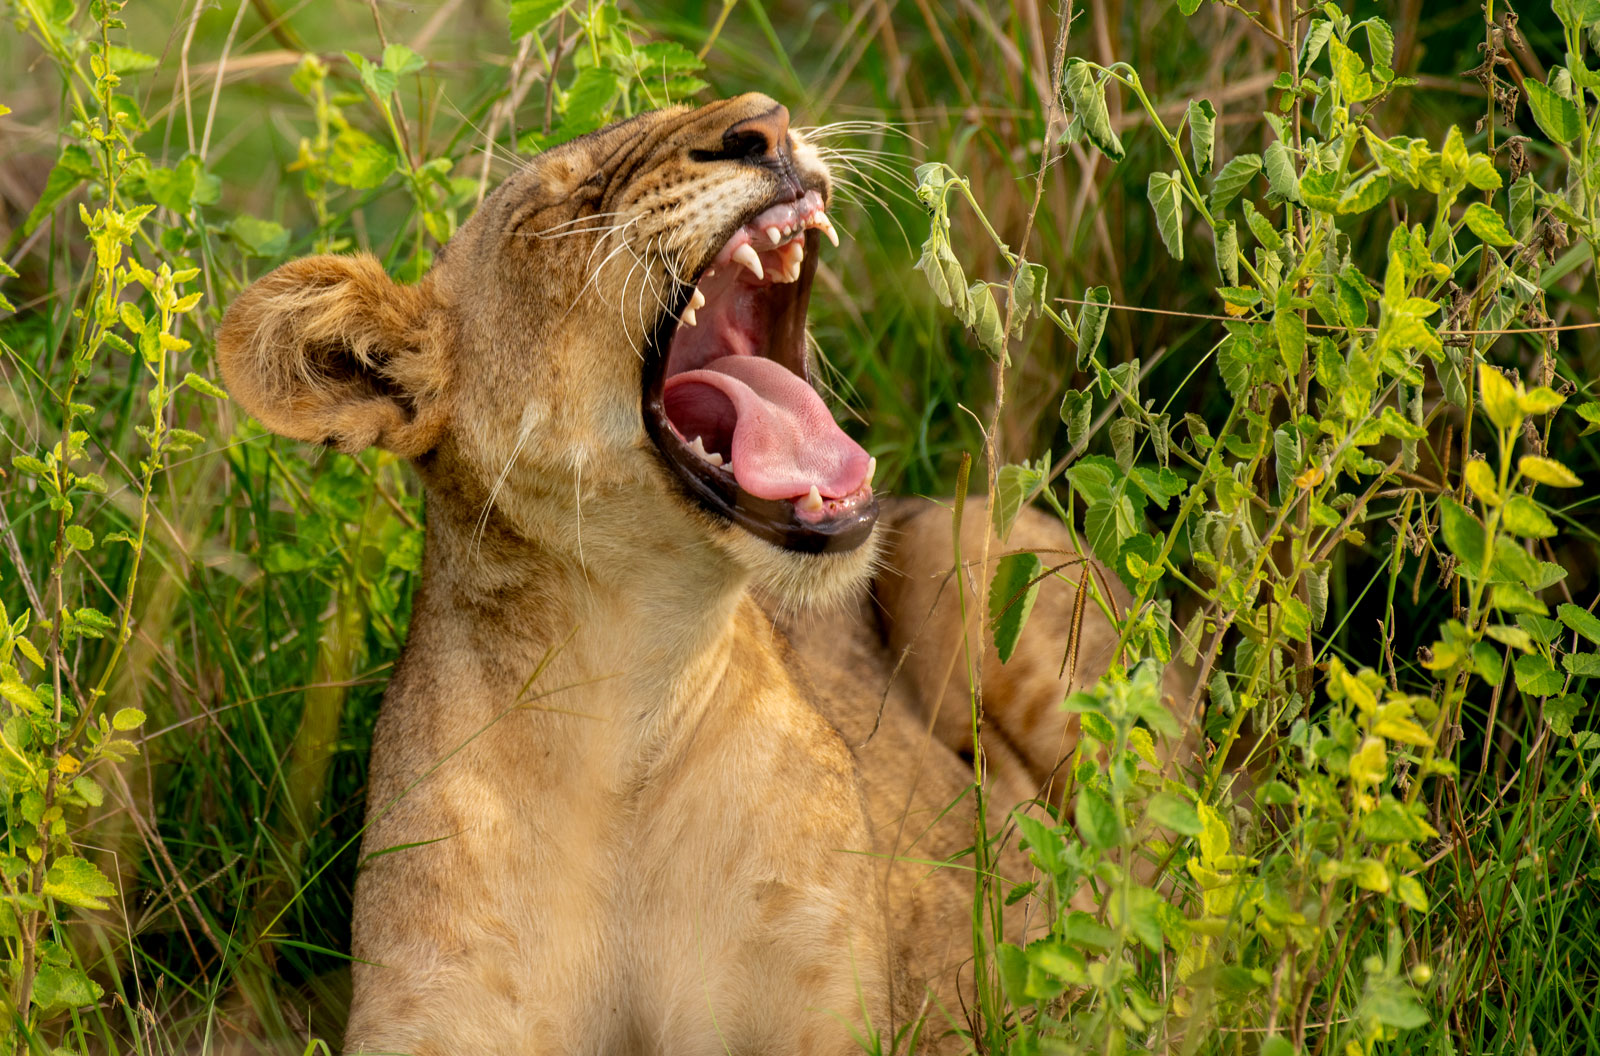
top-left (0, 0), bottom-right (1597, 1053)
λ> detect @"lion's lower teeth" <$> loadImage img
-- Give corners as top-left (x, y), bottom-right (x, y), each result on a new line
top-left (799, 485), bottom-right (824, 513)
top-left (688, 435), bottom-right (723, 467)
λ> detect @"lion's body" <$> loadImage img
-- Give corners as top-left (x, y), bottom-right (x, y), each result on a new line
top-left (218, 95), bottom-right (1190, 1054)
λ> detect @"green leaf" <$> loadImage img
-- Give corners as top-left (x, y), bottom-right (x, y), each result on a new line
top-left (24, 145), bottom-right (95, 236)
top-left (1564, 652), bottom-right (1600, 678)
top-left (1337, 171), bottom-right (1390, 214)
top-left (1328, 36), bottom-right (1376, 102)
top-left (1525, 79), bottom-right (1582, 144)
top-left (1063, 59), bottom-right (1125, 160)
top-left (224, 214), bottom-right (290, 258)
top-left (1059, 389), bottom-right (1092, 448)
top-left (1188, 99), bottom-right (1216, 176)
top-left (1438, 498), bottom-right (1485, 569)
top-left (1361, 979), bottom-right (1430, 1029)
top-left (509, 0), bottom-right (570, 38)
top-left (1360, 17), bottom-right (1395, 73)
top-left (331, 129), bottom-right (396, 189)
top-left (1214, 220), bottom-right (1239, 284)
top-left (1559, 603), bottom-right (1600, 646)
top-left (106, 46), bottom-right (159, 74)
top-left (182, 372), bottom-right (229, 399)
top-left (1177, 0), bottom-right (1202, 13)
top-left (1014, 811), bottom-right (1066, 874)
top-left (1263, 140), bottom-right (1300, 203)
top-left (990, 553), bottom-right (1043, 664)
top-left (1463, 202), bottom-right (1515, 247)
top-left (1478, 364), bottom-right (1522, 430)
top-left (41, 855), bottom-right (117, 910)
top-left (1147, 170), bottom-right (1185, 261)
top-left (382, 43), bottom-right (425, 76)
top-left (1075, 786), bottom-right (1121, 850)
top-left (1146, 792), bottom-right (1203, 835)
top-left (968, 283), bottom-right (1006, 360)
top-left (1510, 174), bottom-right (1537, 239)
top-left (561, 66), bottom-right (622, 135)
top-left (1502, 494), bottom-right (1556, 538)
top-left (144, 155), bottom-right (221, 214)
top-left (1210, 153), bottom-right (1262, 212)
top-left (31, 963), bottom-right (102, 1012)
top-left (112, 707), bottom-right (146, 731)
top-left (64, 525), bottom-right (94, 552)
top-left (1519, 456), bottom-right (1582, 488)
top-left (993, 459), bottom-right (1046, 542)
top-left (1514, 653), bottom-right (1563, 696)
top-left (1075, 285), bottom-right (1110, 367)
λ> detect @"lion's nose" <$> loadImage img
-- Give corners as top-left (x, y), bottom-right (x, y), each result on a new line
top-left (720, 103), bottom-right (791, 162)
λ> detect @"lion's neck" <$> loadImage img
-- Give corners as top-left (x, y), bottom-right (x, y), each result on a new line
top-left (406, 504), bottom-right (768, 768)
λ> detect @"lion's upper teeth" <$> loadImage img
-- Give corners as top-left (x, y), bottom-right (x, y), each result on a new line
top-left (688, 436), bottom-right (723, 467)
top-left (680, 306), bottom-right (697, 327)
top-left (732, 244), bottom-right (764, 280)
top-left (818, 218), bottom-right (840, 247)
top-left (799, 485), bottom-right (824, 513)
top-left (689, 288), bottom-right (706, 311)
top-left (865, 457), bottom-right (876, 487)
top-left (765, 226), bottom-right (782, 246)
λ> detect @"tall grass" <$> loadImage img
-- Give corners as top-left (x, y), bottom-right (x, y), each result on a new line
top-left (1, 1), bottom-right (1596, 1053)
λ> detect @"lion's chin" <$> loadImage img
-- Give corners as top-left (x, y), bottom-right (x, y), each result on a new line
top-left (717, 519), bottom-right (882, 613)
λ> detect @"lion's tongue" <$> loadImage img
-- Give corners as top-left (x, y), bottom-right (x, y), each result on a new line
top-left (662, 356), bottom-right (870, 502)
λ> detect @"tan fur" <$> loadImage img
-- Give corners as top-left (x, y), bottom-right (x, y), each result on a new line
top-left (217, 95), bottom-right (1193, 1054)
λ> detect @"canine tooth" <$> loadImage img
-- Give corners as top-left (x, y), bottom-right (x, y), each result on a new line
top-left (799, 485), bottom-right (824, 513)
top-left (865, 457), bottom-right (876, 487)
top-left (765, 226), bottom-right (782, 246)
top-left (819, 218), bottom-right (840, 247)
top-left (732, 243), bottom-right (764, 280)
top-left (689, 288), bottom-right (706, 311)
top-left (681, 306), bottom-right (698, 327)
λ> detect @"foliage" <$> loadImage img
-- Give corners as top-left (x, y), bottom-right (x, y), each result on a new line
top-left (0, 0), bottom-right (1595, 1054)
top-left (912, 1), bottom-right (1600, 1053)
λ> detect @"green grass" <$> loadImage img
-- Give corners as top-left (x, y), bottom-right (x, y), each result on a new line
top-left (1, 1), bottom-right (1598, 1053)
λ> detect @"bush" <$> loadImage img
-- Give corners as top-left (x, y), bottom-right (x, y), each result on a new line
top-left (0, 0), bottom-right (1595, 1053)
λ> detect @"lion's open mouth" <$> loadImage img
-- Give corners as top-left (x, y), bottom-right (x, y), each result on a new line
top-left (643, 190), bottom-right (878, 553)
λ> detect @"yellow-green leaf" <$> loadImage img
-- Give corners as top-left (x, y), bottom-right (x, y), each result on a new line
top-left (1520, 456), bottom-right (1582, 488)
top-left (1464, 460), bottom-right (1499, 505)
top-left (1478, 364), bottom-right (1521, 430)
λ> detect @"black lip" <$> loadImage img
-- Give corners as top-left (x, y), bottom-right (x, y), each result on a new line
top-left (642, 224), bottom-right (878, 555)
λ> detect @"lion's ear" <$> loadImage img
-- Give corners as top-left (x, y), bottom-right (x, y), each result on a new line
top-left (217, 254), bottom-right (451, 457)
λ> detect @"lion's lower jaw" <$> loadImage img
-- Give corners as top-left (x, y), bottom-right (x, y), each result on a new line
top-left (720, 523), bottom-right (882, 614)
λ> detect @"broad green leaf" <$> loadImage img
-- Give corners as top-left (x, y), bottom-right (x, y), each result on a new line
top-left (41, 855), bottom-right (116, 910)
top-left (1059, 389), bottom-right (1092, 448)
top-left (1084, 495), bottom-right (1137, 572)
top-left (1177, 0), bottom-right (1202, 12)
top-left (24, 145), bottom-right (95, 235)
top-left (1075, 285), bottom-right (1110, 366)
top-left (1465, 155), bottom-right (1502, 190)
top-left (224, 214), bottom-right (290, 257)
top-left (1438, 497), bottom-right (1485, 571)
top-left (1565, 652), bottom-right (1600, 678)
top-left (509, 0), bottom-right (571, 38)
top-left (1524, 79), bottom-right (1581, 144)
top-left (382, 43), bottom-right (425, 76)
top-left (112, 707), bottom-right (146, 731)
top-left (182, 373), bottom-right (228, 399)
top-left (1464, 459), bottom-right (1500, 505)
top-left (1463, 202), bottom-right (1515, 247)
top-left (1328, 36), bottom-right (1376, 102)
top-left (1075, 786), bottom-right (1121, 850)
top-left (1514, 653), bottom-right (1563, 696)
top-left (1558, 603), bottom-right (1600, 646)
top-left (1478, 364), bottom-right (1521, 430)
top-left (1509, 174), bottom-right (1537, 239)
top-left (993, 459), bottom-right (1046, 541)
top-left (1063, 59), bottom-right (1125, 160)
top-left (1520, 456), bottom-right (1582, 488)
top-left (1014, 811), bottom-right (1066, 874)
top-left (1148, 170), bottom-right (1185, 261)
top-left (1188, 99), bottom-right (1216, 176)
top-left (1210, 153), bottom-right (1262, 211)
top-left (1502, 494), bottom-right (1556, 538)
top-left (990, 552), bottom-right (1043, 664)
top-left (107, 46), bottom-right (159, 74)
top-left (1263, 140), bottom-right (1300, 203)
top-left (967, 282), bottom-right (1006, 360)
top-left (1214, 220), bottom-right (1239, 284)
top-left (1337, 171), bottom-right (1390, 213)
top-left (1361, 979), bottom-right (1430, 1029)
top-left (1360, 17), bottom-right (1395, 73)
top-left (1300, 19), bottom-right (1333, 73)
top-left (1147, 792), bottom-right (1203, 835)
top-left (31, 963), bottom-right (103, 1012)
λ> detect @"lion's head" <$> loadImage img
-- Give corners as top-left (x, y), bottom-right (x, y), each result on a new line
top-left (219, 94), bottom-right (879, 606)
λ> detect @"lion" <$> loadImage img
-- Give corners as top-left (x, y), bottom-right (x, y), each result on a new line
top-left (217, 94), bottom-right (1189, 1054)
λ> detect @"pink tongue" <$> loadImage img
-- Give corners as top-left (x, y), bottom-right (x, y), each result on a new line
top-left (663, 356), bottom-right (870, 501)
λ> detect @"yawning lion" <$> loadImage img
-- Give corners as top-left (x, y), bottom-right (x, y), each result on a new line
top-left (218, 93), bottom-right (1187, 1055)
